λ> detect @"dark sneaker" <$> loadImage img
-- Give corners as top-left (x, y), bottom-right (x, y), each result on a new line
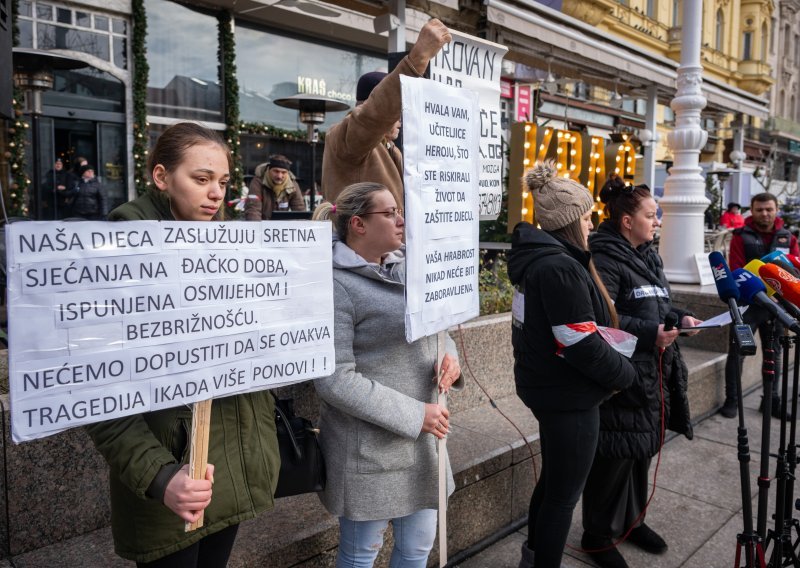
top-left (720, 398), bottom-right (737, 418)
top-left (581, 533), bottom-right (629, 568)
top-left (628, 523), bottom-right (668, 554)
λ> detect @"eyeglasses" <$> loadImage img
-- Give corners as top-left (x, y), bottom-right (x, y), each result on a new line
top-left (359, 207), bottom-right (404, 221)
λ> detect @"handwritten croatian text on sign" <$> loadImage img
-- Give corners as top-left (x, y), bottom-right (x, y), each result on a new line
top-left (401, 76), bottom-right (480, 342)
top-left (429, 30), bottom-right (508, 221)
top-left (7, 221), bottom-right (334, 442)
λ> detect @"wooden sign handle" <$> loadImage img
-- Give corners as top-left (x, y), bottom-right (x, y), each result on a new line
top-left (437, 331), bottom-right (448, 567)
top-left (185, 398), bottom-right (212, 532)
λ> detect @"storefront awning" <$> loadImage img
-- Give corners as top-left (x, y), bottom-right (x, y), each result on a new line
top-left (484, 0), bottom-right (770, 120)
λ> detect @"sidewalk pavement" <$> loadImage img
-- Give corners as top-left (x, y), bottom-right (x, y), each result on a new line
top-left (457, 389), bottom-right (796, 568)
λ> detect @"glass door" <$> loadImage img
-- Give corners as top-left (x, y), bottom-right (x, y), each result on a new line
top-left (97, 122), bottom-right (126, 211)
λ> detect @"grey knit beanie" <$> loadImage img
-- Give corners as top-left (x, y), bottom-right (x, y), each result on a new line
top-left (525, 160), bottom-right (593, 231)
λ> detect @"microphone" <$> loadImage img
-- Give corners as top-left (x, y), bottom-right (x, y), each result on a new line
top-left (758, 263), bottom-right (800, 312)
top-left (709, 251), bottom-right (756, 355)
top-left (785, 254), bottom-right (800, 271)
top-left (734, 268), bottom-right (800, 334)
top-left (748, 260), bottom-right (800, 321)
top-left (744, 260), bottom-right (777, 296)
top-left (761, 251), bottom-right (800, 278)
top-left (663, 312), bottom-right (679, 332)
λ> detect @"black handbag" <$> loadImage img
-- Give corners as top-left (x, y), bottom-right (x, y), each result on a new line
top-left (274, 398), bottom-right (326, 498)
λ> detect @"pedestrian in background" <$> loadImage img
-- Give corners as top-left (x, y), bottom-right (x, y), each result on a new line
top-left (244, 153), bottom-right (306, 219)
top-left (71, 164), bottom-right (108, 220)
top-left (507, 161), bottom-right (636, 568)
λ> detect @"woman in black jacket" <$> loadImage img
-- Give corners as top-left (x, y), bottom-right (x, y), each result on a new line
top-left (508, 162), bottom-right (637, 568)
top-left (580, 179), bottom-right (701, 568)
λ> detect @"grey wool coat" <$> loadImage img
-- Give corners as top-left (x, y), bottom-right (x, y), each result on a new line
top-left (314, 239), bottom-right (460, 521)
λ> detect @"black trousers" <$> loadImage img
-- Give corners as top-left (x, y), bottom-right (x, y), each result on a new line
top-left (724, 309), bottom-right (782, 401)
top-left (528, 406), bottom-right (599, 568)
top-left (582, 455), bottom-right (651, 537)
top-left (136, 523), bottom-right (239, 568)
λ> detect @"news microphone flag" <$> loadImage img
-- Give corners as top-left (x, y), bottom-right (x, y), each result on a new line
top-left (709, 251), bottom-right (739, 301)
top-left (709, 253), bottom-right (756, 354)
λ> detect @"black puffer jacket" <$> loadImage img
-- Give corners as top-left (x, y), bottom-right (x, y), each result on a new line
top-left (72, 176), bottom-right (108, 220)
top-left (507, 223), bottom-right (636, 412)
top-left (589, 221), bottom-right (693, 459)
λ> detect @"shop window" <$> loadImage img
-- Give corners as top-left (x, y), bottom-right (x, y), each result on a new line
top-left (145, 0), bottom-right (222, 122)
top-left (42, 67), bottom-right (124, 113)
top-left (235, 21), bottom-right (386, 132)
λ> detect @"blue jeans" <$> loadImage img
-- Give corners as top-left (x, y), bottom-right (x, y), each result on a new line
top-left (336, 509), bottom-right (437, 568)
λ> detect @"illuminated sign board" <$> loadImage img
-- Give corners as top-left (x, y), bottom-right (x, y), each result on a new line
top-left (508, 122), bottom-right (637, 229)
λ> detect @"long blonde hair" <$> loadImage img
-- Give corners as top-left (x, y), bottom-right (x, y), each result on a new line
top-left (550, 219), bottom-right (619, 328)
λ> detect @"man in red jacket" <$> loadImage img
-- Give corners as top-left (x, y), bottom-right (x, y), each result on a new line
top-left (722, 193), bottom-right (800, 418)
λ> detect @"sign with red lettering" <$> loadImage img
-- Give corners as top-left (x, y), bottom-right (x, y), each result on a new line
top-left (515, 84), bottom-right (531, 123)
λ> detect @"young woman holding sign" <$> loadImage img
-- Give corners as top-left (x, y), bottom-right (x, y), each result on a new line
top-left (312, 182), bottom-right (462, 567)
top-left (86, 122), bottom-right (280, 567)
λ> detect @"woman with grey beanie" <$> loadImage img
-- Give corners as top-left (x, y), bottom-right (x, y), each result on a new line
top-left (507, 161), bottom-right (636, 567)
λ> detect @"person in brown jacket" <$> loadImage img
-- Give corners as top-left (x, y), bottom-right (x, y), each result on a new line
top-left (321, 18), bottom-right (451, 207)
top-left (244, 154), bottom-right (306, 220)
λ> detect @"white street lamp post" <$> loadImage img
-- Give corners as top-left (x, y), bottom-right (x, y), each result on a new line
top-left (659, 0), bottom-right (710, 283)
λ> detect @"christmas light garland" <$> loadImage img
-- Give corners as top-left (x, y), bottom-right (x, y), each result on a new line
top-left (218, 11), bottom-right (243, 214)
top-left (132, 0), bottom-right (150, 195)
top-left (8, 0), bottom-right (30, 217)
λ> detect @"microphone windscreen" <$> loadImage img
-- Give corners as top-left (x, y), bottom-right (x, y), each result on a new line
top-left (787, 254), bottom-right (800, 271)
top-left (773, 258), bottom-right (800, 278)
top-left (759, 263), bottom-right (800, 306)
top-left (761, 250), bottom-right (785, 264)
top-left (733, 268), bottom-right (767, 305)
top-left (744, 259), bottom-right (775, 296)
top-left (709, 251), bottom-right (739, 301)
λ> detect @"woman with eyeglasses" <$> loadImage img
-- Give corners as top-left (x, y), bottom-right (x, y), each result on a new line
top-left (312, 182), bottom-right (462, 567)
top-left (579, 177), bottom-right (701, 568)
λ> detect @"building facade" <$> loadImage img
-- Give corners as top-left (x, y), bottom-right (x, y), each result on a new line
top-left (4, 0), bottom-right (778, 220)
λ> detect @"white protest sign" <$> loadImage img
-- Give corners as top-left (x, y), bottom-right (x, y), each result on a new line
top-left (401, 76), bottom-right (480, 343)
top-left (429, 30), bottom-right (508, 221)
top-left (7, 221), bottom-right (335, 442)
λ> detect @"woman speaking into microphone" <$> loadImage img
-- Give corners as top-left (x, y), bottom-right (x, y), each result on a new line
top-left (508, 161), bottom-right (636, 568)
top-left (580, 177), bottom-right (701, 568)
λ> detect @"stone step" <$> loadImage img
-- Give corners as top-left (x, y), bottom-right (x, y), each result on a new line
top-left (7, 341), bottom-right (737, 567)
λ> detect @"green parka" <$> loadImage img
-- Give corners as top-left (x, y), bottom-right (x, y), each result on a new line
top-left (86, 190), bottom-right (280, 563)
